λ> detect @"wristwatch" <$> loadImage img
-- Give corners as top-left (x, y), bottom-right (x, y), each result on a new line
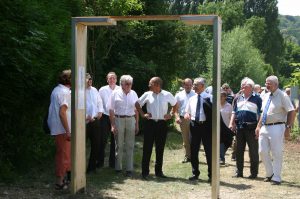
top-left (286, 124), bottom-right (291, 129)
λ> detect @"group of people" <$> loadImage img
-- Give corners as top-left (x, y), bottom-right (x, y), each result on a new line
top-left (47, 69), bottom-right (296, 190)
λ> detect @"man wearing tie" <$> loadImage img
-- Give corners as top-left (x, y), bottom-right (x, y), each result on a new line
top-left (184, 77), bottom-right (212, 181)
top-left (255, 75), bottom-right (295, 185)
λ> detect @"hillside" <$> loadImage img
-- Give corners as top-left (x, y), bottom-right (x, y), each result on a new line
top-left (279, 15), bottom-right (300, 45)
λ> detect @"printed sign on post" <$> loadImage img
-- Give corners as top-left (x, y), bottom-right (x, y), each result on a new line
top-left (78, 66), bottom-right (85, 109)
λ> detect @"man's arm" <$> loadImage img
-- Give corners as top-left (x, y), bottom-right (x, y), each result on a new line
top-left (109, 109), bottom-right (117, 135)
top-left (59, 105), bottom-right (71, 139)
top-left (135, 101), bottom-right (151, 119)
top-left (284, 110), bottom-right (296, 140)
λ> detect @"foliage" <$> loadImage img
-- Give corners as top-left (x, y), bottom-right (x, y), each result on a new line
top-left (279, 15), bottom-right (300, 45)
top-left (0, 0), bottom-right (81, 181)
top-left (216, 26), bottom-right (268, 91)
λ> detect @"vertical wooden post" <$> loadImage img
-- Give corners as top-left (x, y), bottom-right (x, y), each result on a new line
top-left (71, 20), bottom-right (87, 194)
top-left (211, 16), bottom-right (222, 199)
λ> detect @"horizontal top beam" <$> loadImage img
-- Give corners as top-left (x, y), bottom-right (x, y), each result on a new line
top-left (73, 15), bottom-right (219, 26)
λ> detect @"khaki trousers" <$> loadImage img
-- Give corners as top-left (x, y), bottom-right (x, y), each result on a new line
top-left (115, 117), bottom-right (136, 171)
top-left (179, 118), bottom-right (191, 158)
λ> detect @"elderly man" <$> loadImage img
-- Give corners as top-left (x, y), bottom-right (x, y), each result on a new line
top-left (229, 77), bottom-right (262, 179)
top-left (255, 76), bottom-right (295, 185)
top-left (109, 75), bottom-right (139, 176)
top-left (99, 72), bottom-right (120, 168)
top-left (184, 77), bottom-right (212, 181)
top-left (175, 78), bottom-right (195, 163)
top-left (135, 77), bottom-right (178, 179)
top-left (47, 69), bottom-right (71, 190)
top-left (86, 73), bottom-right (103, 173)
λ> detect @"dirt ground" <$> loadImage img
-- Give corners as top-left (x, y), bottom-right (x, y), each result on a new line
top-left (0, 136), bottom-right (299, 199)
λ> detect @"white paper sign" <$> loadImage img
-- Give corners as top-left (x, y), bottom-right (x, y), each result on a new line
top-left (77, 66), bottom-right (85, 109)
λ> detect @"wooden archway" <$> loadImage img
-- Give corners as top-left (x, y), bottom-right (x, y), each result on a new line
top-left (71, 15), bottom-right (222, 198)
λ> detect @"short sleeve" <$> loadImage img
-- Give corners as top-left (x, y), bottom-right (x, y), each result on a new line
top-left (137, 92), bottom-right (148, 107)
top-left (57, 91), bottom-right (69, 108)
top-left (167, 92), bottom-right (177, 106)
top-left (282, 94), bottom-right (295, 112)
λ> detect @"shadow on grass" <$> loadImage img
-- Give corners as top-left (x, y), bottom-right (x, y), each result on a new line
top-left (220, 181), bottom-right (253, 190)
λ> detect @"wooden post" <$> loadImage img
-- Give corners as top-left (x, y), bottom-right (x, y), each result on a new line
top-left (71, 21), bottom-right (87, 194)
top-left (211, 16), bottom-right (222, 199)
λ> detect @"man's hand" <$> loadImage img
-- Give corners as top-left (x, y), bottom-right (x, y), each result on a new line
top-left (96, 112), bottom-right (102, 120)
top-left (255, 126), bottom-right (260, 139)
top-left (176, 117), bottom-right (182, 124)
top-left (135, 123), bottom-right (139, 135)
top-left (143, 113), bottom-right (152, 120)
top-left (184, 113), bottom-right (191, 120)
top-left (164, 113), bottom-right (172, 120)
top-left (86, 115), bottom-right (94, 123)
top-left (65, 131), bottom-right (71, 141)
top-left (111, 124), bottom-right (118, 135)
top-left (284, 128), bottom-right (291, 141)
top-left (229, 123), bottom-right (236, 132)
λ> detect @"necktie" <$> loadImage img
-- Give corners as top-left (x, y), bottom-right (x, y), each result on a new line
top-left (262, 93), bottom-right (272, 125)
top-left (195, 94), bottom-right (201, 122)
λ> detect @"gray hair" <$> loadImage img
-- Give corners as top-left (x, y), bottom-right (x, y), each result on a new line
top-left (266, 75), bottom-right (278, 86)
top-left (194, 77), bottom-right (206, 86)
top-left (120, 75), bottom-right (133, 85)
top-left (241, 77), bottom-right (254, 89)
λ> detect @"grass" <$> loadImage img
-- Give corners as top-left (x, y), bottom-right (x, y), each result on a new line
top-left (0, 127), bottom-right (299, 199)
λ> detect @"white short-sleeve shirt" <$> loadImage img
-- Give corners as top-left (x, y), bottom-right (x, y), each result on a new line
top-left (86, 86), bottom-right (104, 118)
top-left (175, 90), bottom-right (196, 116)
top-left (261, 88), bottom-right (295, 124)
top-left (47, 84), bottom-right (71, 135)
top-left (109, 89), bottom-right (138, 116)
top-left (137, 90), bottom-right (177, 120)
top-left (99, 85), bottom-right (120, 116)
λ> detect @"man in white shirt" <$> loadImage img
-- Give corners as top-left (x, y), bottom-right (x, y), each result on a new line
top-left (135, 77), bottom-right (178, 179)
top-left (256, 75), bottom-right (295, 185)
top-left (98, 72), bottom-right (120, 168)
top-left (184, 77), bottom-right (212, 182)
top-left (47, 69), bottom-right (71, 190)
top-left (175, 78), bottom-right (195, 163)
top-left (86, 73), bottom-right (103, 173)
top-left (109, 75), bottom-right (139, 176)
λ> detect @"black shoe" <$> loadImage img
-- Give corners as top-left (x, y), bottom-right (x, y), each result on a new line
top-left (208, 178), bottom-right (211, 183)
top-left (188, 175), bottom-right (199, 181)
top-left (182, 157), bottom-right (191, 163)
top-left (115, 170), bottom-right (122, 174)
top-left (142, 174), bottom-right (149, 180)
top-left (156, 173), bottom-right (167, 178)
top-left (232, 173), bottom-right (243, 178)
top-left (220, 160), bottom-right (225, 165)
top-left (263, 174), bottom-right (274, 182)
top-left (231, 157), bottom-right (236, 161)
top-left (125, 171), bottom-right (133, 177)
top-left (248, 174), bottom-right (257, 179)
top-left (271, 180), bottom-right (281, 185)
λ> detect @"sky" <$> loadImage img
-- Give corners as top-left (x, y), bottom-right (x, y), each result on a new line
top-left (277, 0), bottom-right (300, 16)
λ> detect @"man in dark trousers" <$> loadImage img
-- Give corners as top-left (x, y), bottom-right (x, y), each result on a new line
top-left (184, 77), bottom-right (212, 182)
top-left (135, 77), bottom-right (178, 179)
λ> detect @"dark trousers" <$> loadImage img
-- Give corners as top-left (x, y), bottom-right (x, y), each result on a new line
top-left (236, 128), bottom-right (259, 176)
top-left (142, 120), bottom-right (167, 176)
top-left (87, 119), bottom-right (101, 171)
top-left (190, 121), bottom-right (212, 178)
top-left (99, 114), bottom-right (115, 168)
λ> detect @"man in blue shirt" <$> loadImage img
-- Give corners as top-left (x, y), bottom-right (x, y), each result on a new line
top-left (229, 77), bottom-right (262, 179)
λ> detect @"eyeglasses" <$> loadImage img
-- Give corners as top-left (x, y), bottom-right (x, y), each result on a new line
top-left (124, 82), bottom-right (132, 86)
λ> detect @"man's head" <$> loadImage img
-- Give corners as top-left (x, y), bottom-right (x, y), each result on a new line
top-left (220, 89), bottom-right (227, 103)
top-left (58, 69), bottom-right (71, 86)
top-left (120, 75), bottom-right (133, 94)
top-left (241, 77), bottom-right (254, 96)
top-left (193, 77), bottom-right (206, 94)
top-left (285, 87), bottom-right (291, 96)
top-left (221, 83), bottom-right (230, 94)
top-left (254, 84), bottom-right (261, 94)
top-left (265, 75), bottom-right (279, 93)
top-left (149, 77), bottom-right (163, 93)
top-left (86, 73), bottom-right (93, 88)
top-left (183, 78), bottom-right (193, 93)
top-left (106, 72), bottom-right (117, 86)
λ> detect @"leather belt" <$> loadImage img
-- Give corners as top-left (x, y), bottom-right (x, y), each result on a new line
top-left (149, 119), bottom-right (165, 122)
top-left (192, 120), bottom-right (205, 125)
top-left (264, 122), bottom-right (285, 126)
top-left (115, 115), bottom-right (134, 118)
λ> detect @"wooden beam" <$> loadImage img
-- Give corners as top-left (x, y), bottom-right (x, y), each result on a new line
top-left (71, 20), bottom-right (87, 194)
top-left (74, 17), bottom-right (117, 26)
top-left (180, 15), bottom-right (217, 25)
top-left (211, 16), bottom-right (222, 199)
